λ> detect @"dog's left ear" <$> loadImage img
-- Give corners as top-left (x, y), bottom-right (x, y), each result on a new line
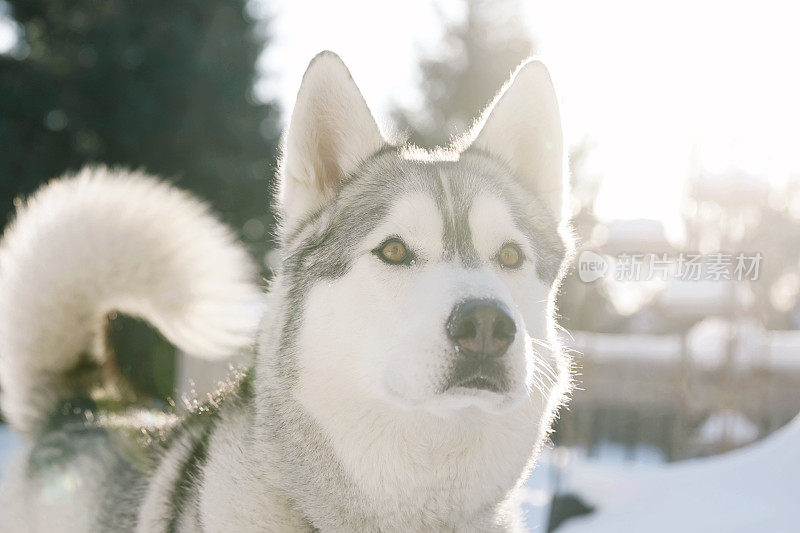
top-left (468, 60), bottom-right (565, 220)
top-left (279, 51), bottom-right (385, 231)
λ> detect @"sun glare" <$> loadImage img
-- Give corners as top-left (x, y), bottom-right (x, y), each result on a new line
top-left (263, 0), bottom-right (800, 226)
top-left (527, 0), bottom-right (800, 222)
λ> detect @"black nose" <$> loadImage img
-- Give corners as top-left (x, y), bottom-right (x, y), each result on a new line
top-left (446, 299), bottom-right (516, 359)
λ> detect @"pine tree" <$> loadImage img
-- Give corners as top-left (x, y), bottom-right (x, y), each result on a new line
top-left (394, 0), bottom-right (534, 148)
top-left (0, 0), bottom-right (280, 261)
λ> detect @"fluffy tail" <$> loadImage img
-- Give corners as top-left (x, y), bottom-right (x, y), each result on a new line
top-left (0, 167), bottom-right (262, 434)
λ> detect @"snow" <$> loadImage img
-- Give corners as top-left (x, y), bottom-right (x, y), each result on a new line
top-left (767, 329), bottom-right (800, 371)
top-left (685, 317), bottom-right (767, 370)
top-left (602, 219), bottom-right (672, 253)
top-left (555, 414), bottom-right (800, 532)
top-left (3, 414), bottom-right (799, 531)
top-left (657, 279), bottom-right (749, 319)
top-left (570, 331), bottom-right (682, 363)
top-left (6, 410), bottom-right (800, 533)
top-left (0, 424), bottom-right (21, 480)
top-left (693, 410), bottom-right (759, 448)
top-left (569, 325), bottom-right (800, 372)
top-left (519, 460), bottom-right (559, 531)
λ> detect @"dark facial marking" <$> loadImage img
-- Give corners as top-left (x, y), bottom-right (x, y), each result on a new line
top-left (457, 151), bottom-right (568, 282)
top-left (430, 165), bottom-right (481, 267)
top-left (277, 150), bottom-right (415, 370)
top-left (275, 149), bottom-right (568, 383)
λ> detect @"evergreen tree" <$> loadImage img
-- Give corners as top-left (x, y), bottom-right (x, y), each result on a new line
top-left (0, 0), bottom-right (280, 263)
top-left (394, 0), bottom-right (534, 148)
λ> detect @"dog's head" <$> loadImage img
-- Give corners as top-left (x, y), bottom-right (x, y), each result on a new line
top-left (273, 51), bottom-right (570, 417)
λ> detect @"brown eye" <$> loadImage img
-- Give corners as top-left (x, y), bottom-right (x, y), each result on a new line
top-left (379, 239), bottom-right (408, 264)
top-left (498, 243), bottom-right (523, 269)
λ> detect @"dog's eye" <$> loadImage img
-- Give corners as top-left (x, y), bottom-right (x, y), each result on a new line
top-left (375, 238), bottom-right (412, 265)
top-left (497, 243), bottom-right (524, 269)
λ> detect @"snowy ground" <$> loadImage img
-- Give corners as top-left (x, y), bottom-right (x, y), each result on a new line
top-left (518, 451), bottom-right (558, 530)
top-left (2, 418), bottom-right (797, 531)
top-left (0, 424), bottom-right (21, 480)
top-left (556, 415), bottom-right (800, 532)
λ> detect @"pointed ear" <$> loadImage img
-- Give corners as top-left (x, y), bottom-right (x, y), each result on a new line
top-left (469, 59), bottom-right (565, 220)
top-left (279, 51), bottom-right (386, 229)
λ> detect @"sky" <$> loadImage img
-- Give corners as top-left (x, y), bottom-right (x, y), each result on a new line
top-left (3, 1), bottom-right (800, 224)
top-left (258, 0), bottom-right (800, 225)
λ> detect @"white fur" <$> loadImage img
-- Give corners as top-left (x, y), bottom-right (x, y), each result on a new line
top-left (199, 408), bottom-right (308, 532)
top-left (279, 51), bottom-right (386, 231)
top-left (257, 52), bottom-right (571, 531)
top-left (0, 167), bottom-right (261, 433)
top-left (470, 59), bottom-right (566, 218)
top-left (296, 190), bottom-right (547, 415)
top-left (287, 185), bottom-right (564, 528)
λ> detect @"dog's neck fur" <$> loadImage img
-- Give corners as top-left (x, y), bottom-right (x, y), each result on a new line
top-left (194, 277), bottom-right (557, 532)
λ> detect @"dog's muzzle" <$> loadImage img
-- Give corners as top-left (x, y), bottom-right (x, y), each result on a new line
top-left (443, 299), bottom-right (517, 393)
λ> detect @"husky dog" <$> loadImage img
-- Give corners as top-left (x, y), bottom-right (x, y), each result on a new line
top-left (0, 51), bottom-right (572, 531)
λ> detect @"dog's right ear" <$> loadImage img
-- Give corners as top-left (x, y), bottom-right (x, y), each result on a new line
top-left (467, 60), bottom-right (565, 221)
top-left (278, 51), bottom-right (385, 231)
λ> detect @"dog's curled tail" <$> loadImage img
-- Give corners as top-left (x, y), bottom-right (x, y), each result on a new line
top-left (0, 167), bottom-right (262, 435)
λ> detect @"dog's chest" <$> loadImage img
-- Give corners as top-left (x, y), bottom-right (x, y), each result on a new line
top-left (293, 418), bottom-right (535, 531)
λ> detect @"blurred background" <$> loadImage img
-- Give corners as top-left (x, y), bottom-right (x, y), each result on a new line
top-left (1, 0), bottom-right (799, 530)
